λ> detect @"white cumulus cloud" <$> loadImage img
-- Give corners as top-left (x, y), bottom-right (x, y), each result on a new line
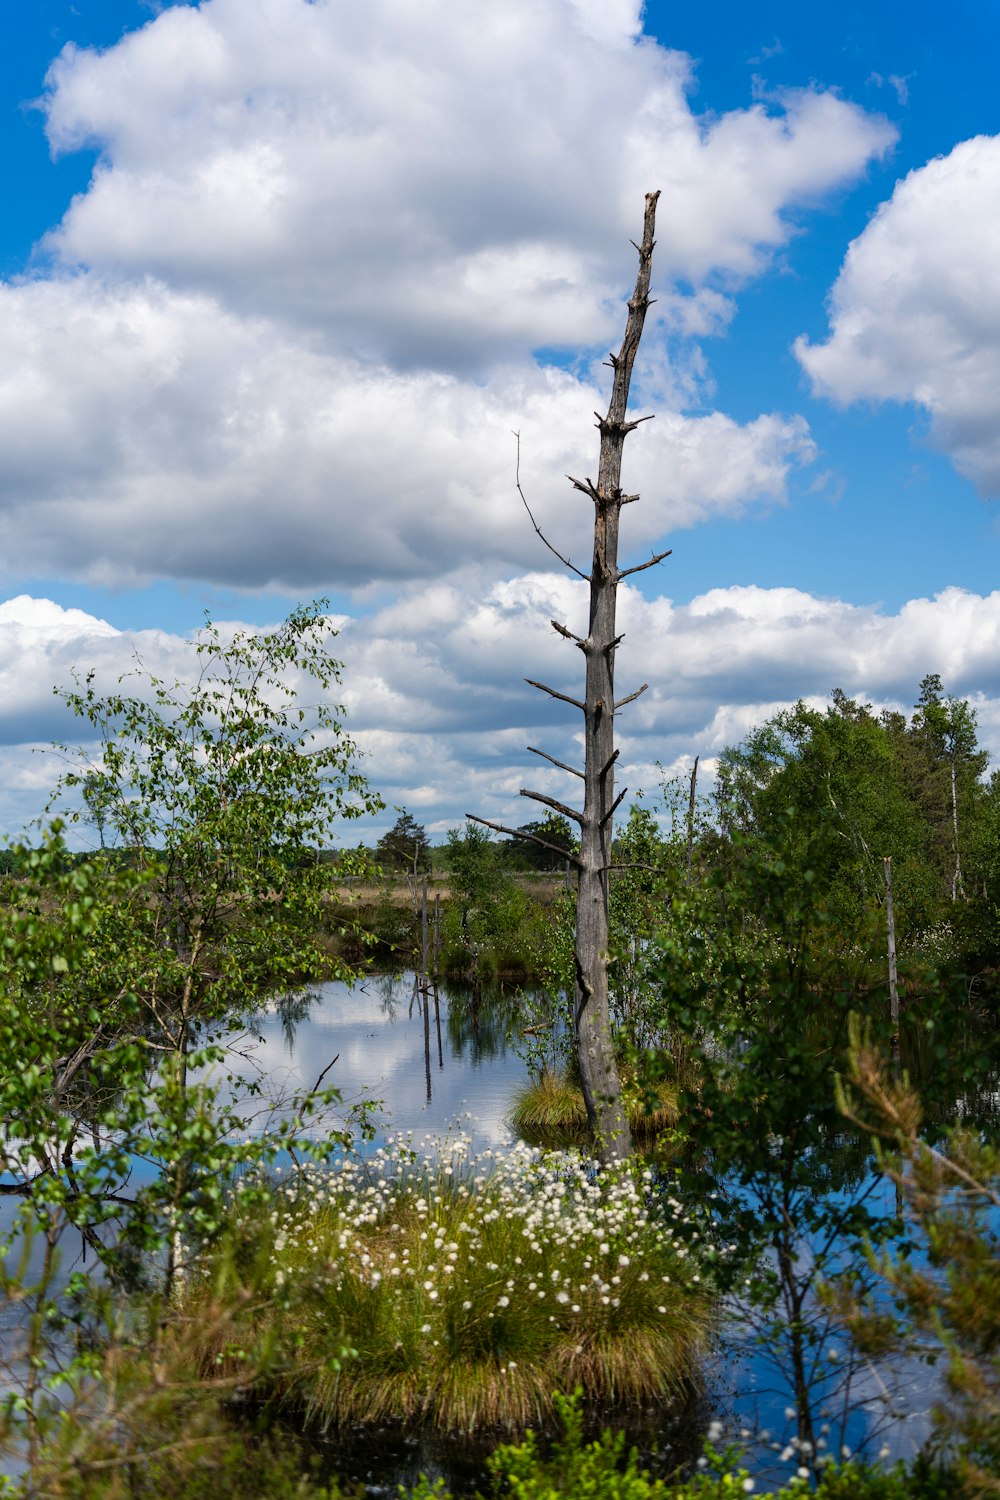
top-left (0, 0), bottom-right (898, 594)
top-left (4, 579), bottom-right (997, 843)
top-left (796, 134), bottom-right (1000, 495)
top-left (40, 0), bottom-right (895, 368)
top-left (0, 276), bottom-right (814, 589)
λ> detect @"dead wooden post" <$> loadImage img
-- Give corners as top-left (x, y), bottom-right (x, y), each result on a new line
top-left (883, 856), bottom-right (900, 1066)
top-left (423, 975), bottom-right (432, 1102)
top-left (950, 753), bottom-right (964, 901)
top-left (421, 875), bottom-right (429, 978)
top-left (433, 892), bottom-right (440, 973)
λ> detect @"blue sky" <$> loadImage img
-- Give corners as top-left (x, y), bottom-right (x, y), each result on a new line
top-left (1, 0), bottom-right (999, 841)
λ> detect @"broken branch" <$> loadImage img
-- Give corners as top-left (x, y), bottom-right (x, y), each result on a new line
top-left (527, 745), bottom-right (585, 780)
top-left (525, 678), bottom-right (586, 711)
top-left (600, 787), bottom-right (628, 826)
top-left (466, 813), bottom-right (582, 867)
top-left (619, 548), bottom-right (672, 579)
top-left (520, 787), bottom-right (584, 825)
top-left (551, 618), bottom-right (585, 646)
top-left (614, 683), bottom-right (649, 710)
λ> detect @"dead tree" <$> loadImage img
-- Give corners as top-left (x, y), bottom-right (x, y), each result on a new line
top-left (473, 192), bottom-right (665, 1163)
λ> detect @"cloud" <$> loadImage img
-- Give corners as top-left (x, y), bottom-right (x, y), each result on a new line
top-left (39, 0), bottom-right (895, 370)
top-left (4, 581), bottom-right (999, 844)
top-left (0, 275), bottom-right (813, 590)
top-left (0, 0), bottom-right (898, 594)
top-left (796, 135), bottom-right (1000, 496)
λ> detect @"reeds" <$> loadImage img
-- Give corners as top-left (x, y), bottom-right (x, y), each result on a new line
top-left (220, 1137), bottom-right (713, 1434)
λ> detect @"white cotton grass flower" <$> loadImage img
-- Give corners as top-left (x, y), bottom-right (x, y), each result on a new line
top-left (257, 1132), bottom-right (716, 1426)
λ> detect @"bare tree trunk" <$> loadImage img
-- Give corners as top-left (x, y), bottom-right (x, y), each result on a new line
top-left (883, 856), bottom-right (900, 1067)
top-left (686, 755), bottom-right (700, 883)
top-left (568, 192), bottom-right (663, 1162)
top-left (421, 874), bottom-right (429, 978)
top-left (470, 194), bottom-right (663, 1164)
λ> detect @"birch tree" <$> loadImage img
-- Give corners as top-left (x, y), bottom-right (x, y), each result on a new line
top-left (476, 192), bottom-right (666, 1162)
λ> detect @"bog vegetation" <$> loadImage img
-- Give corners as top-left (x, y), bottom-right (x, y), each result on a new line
top-left (0, 598), bottom-right (996, 1499)
top-left (0, 210), bottom-right (998, 1494)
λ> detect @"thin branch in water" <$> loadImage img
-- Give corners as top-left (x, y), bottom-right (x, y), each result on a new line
top-left (294, 1054), bottom-right (341, 1127)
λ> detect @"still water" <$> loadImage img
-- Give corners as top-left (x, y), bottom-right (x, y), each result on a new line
top-left (238, 973), bottom-right (935, 1490)
top-left (0, 973), bottom-right (936, 1491)
top-left (235, 971), bottom-right (533, 1152)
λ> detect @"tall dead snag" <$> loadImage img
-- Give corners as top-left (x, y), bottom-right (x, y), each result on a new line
top-left (564, 190), bottom-right (664, 1162)
top-left (474, 194), bottom-right (664, 1163)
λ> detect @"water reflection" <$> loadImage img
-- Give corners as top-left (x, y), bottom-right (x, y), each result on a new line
top-left (240, 971), bottom-right (534, 1150)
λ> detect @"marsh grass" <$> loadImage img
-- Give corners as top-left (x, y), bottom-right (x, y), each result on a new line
top-left (214, 1138), bottom-right (712, 1434)
top-left (511, 1067), bottom-right (679, 1146)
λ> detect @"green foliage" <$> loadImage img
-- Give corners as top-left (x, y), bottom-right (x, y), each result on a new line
top-left (717, 683), bottom-right (997, 969)
top-left (441, 822), bottom-right (555, 979)
top-left (505, 815), bottom-right (577, 872)
top-left (647, 812), bottom-right (905, 1457)
top-left (0, 1225), bottom-right (349, 1500)
top-left (476, 1393), bottom-right (952, 1500)
top-left (378, 809), bottom-right (432, 874)
top-left (0, 604), bottom-right (381, 1483)
top-left (836, 1034), bottom-right (1000, 1495)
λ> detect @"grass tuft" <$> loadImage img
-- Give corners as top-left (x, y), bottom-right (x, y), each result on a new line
top-left (510, 1067), bottom-right (678, 1146)
top-left (210, 1137), bottom-right (713, 1435)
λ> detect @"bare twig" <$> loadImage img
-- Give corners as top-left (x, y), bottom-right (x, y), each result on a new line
top-left (551, 618), bottom-right (585, 646)
top-left (614, 683), bottom-right (648, 710)
top-left (619, 548), bottom-right (672, 579)
top-left (514, 432), bottom-right (588, 580)
top-left (525, 678), bottom-right (585, 712)
top-left (519, 788), bottom-right (584, 825)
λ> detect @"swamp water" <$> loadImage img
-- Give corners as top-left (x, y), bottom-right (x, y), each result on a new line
top-left (233, 972), bottom-right (936, 1494)
top-left (0, 972), bottom-right (939, 1493)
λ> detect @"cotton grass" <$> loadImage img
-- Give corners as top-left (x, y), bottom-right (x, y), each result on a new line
top-left (230, 1137), bottom-right (713, 1434)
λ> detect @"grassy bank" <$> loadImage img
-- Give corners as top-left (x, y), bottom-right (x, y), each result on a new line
top-left (322, 870), bottom-right (568, 977)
